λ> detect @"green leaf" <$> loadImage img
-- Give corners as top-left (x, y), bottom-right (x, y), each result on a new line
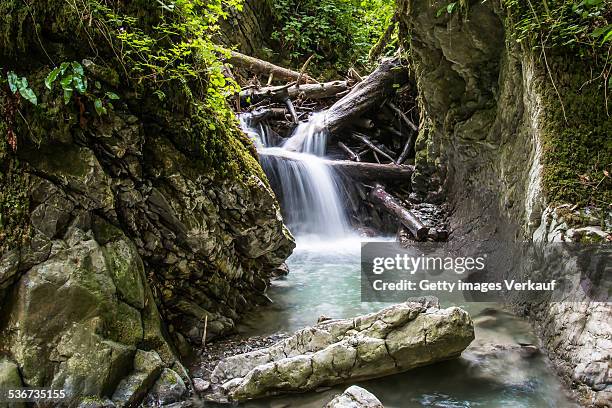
top-left (20, 87), bottom-right (37, 105)
top-left (94, 98), bottom-right (107, 115)
top-left (592, 24), bottom-right (612, 38)
top-left (447, 2), bottom-right (457, 14)
top-left (71, 61), bottom-right (84, 76)
top-left (105, 91), bottom-right (120, 100)
top-left (63, 88), bottom-right (73, 104)
top-left (7, 71), bottom-right (18, 93)
top-left (60, 74), bottom-right (74, 90)
top-left (73, 76), bottom-right (87, 94)
top-left (45, 67), bottom-right (61, 90)
top-left (59, 62), bottom-right (70, 75)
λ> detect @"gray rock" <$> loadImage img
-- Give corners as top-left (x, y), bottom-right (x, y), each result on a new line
top-left (0, 358), bottom-right (25, 408)
top-left (192, 378), bottom-right (210, 393)
top-left (209, 301), bottom-right (474, 401)
top-left (112, 350), bottom-right (164, 407)
top-left (77, 397), bottom-right (116, 408)
top-left (325, 386), bottom-right (384, 408)
top-left (144, 368), bottom-right (188, 406)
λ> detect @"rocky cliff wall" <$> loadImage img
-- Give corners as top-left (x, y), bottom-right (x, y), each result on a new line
top-left (399, 0), bottom-right (610, 406)
top-left (0, 0), bottom-right (293, 404)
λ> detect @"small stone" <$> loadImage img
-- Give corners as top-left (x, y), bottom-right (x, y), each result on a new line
top-left (193, 378), bottom-right (211, 392)
top-left (325, 386), bottom-right (384, 408)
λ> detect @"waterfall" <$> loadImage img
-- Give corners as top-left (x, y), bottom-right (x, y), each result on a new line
top-left (240, 112), bottom-right (351, 239)
top-left (281, 112), bottom-right (328, 156)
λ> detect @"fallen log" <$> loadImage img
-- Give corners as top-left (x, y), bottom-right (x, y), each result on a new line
top-left (258, 150), bottom-right (413, 181)
top-left (352, 132), bottom-right (395, 163)
top-left (324, 58), bottom-right (407, 133)
top-left (338, 142), bottom-right (360, 161)
top-left (369, 184), bottom-right (428, 240)
top-left (284, 98), bottom-right (299, 124)
top-left (228, 51), bottom-right (317, 84)
top-left (240, 80), bottom-right (350, 102)
top-left (396, 132), bottom-right (415, 165)
top-left (387, 101), bottom-right (418, 132)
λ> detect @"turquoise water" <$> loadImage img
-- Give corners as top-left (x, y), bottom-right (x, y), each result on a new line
top-left (236, 238), bottom-right (578, 408)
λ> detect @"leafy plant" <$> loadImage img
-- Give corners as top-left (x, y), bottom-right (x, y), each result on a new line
top-left (437, 2), bottom-right (458, 17)
top-left (270, 0), bottom-right (395, 75)
top-left (6, 71), bottom-right (37, 105)
top-left (89, 0), bottom-right (242, 124)
top-left (45, 61), bottom-right (88, 104)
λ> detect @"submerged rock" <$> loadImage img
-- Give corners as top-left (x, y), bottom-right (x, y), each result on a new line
top-left (325, 386), bottom-right (384, 408)
top-left (207, 301), bottom-right (474, 402)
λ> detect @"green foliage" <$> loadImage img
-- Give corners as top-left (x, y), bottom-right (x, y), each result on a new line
top-left (437, 2), bottom-right (459, 17)
top-left (501, 1), bottom-right (611, 206)
top-left (270, 0), bottom-right (396, 75)
top-left (45, 61), bottom-right (88, 104)
top-left (538, 60), bottom-right (612, 206)
top-left (6, 71), bottom-right (37, 105)
top-left (45, 60), bottom-right (119, 116)
top-left (89, 0), bottom-right (241, 125)
top-left (504, 0), bottom-right (611, 59)
top-left (0, 130), bottom-right (30, 252)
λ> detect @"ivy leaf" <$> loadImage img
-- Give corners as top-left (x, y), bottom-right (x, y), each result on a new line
top-left (94, 98), bottom-right (107, 115)
top-left (71, 61), bottom-right (84, 76)
top-left (59, 62), bottom-right (70, 75)
top-left (60, 74), bottom-right (74, 89)
top-left (45, 67), bottom-right (61, 90)
top-left (105, 91), bottom-right (120, 100)
top-left (20, 87), bottom-right (37, 105)
top-left (73, 76), bottom-right (87, 93)
top-left (63, 88), bottom-right (73, 104)
top-left (7, 71), bottom-right (18, 93)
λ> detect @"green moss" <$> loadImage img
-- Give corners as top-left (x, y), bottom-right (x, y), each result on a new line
top-left (503, 1), bottom-right (611, 207)
top-left (0, 135), bottom-right (30, 254)
top-left (538, 57), bottom-right (612, 206)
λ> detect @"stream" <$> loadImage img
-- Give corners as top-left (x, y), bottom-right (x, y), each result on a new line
top-left (232, 113), bottom-right (578, 408)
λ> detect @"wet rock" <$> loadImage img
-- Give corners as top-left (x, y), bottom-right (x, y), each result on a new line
top-left (325, 386), bottom-right (384, 408)
top-left (208, 301), bottom-right (474, 401)
top-left (112, 350), bottom-right (164, 407)
top-left (143, 368), bottom-right (188, 406)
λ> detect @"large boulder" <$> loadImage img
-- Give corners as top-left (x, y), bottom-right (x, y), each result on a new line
top-left (208, 301), bottom-right (474, 402)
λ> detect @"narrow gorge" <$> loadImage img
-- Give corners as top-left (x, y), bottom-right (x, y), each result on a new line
top-left (0, 0), bottom-right (609, 408)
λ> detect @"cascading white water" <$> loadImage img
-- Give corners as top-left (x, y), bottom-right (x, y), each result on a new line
top-left (239, 112), bottom-right (351, 239)
top-left (281, 112), bottom-right (328, 156)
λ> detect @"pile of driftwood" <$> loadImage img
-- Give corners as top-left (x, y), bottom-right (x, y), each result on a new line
top-left (228, 51), bottom-right (436, 241)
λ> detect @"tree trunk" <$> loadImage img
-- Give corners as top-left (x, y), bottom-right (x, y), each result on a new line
top-left (369, 184), bottom-right (428, 240)
top-left (324, 58), bottom-right (407, 133)
top-left (258, 150), bottom-right (413, 181)
top-left (229, 51), bottom-right (317, 84)
top-left (240, 80), bottom-right (349, 102)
